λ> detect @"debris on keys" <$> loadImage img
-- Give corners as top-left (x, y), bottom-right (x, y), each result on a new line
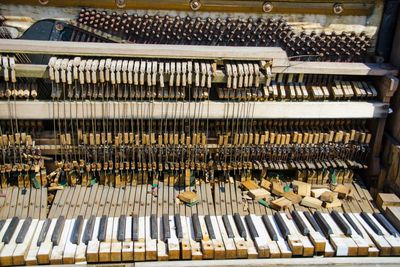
top-left (248, 188), bottom-right (270, 200)
top-left (377, 193), bottom-right (400, 210)
top-left (241, 177), bottom-right (344, 210)
top-left (333, 184), bottom-right (352, 199)
top-left (178, 191), bottom-right (199, 206)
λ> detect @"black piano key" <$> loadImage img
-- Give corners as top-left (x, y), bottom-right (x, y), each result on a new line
top-left (82, 215), bottom-right (95, 245)
top-left (150, 214), bottom-right (158, 240)
top-left (174, 214), bottom-right (183, 239)
top-left (304, 211), bottom-right (323, 235)
top-left (222, 215), bottom-right (234, 238)
top-left (233, 213), bottom-right (247, 239)
top-left (162, 214), bottom-right (171, 241)
top-left (131, 215), bottom-right (139, 241)
top-left (261, 215), bottom-right (278, 241)
top-left (361, 212), bottom-right (383, 236)
top-left (313, 211), bottom-right (333, 238)
top-left (0, 220), bottom-right (5, 232)
top-left (192, 213), bottom-right (203, 242)
top-left (291, 211), bottom-right (309, 236)
top-left (244, 215), bottom-right (258, 240)
top-left (98, 215), bottom-right (108, 242)
top-left (373, 213), bottom-right (398, 237)
top-left (117, 215), bottom-right (126, 242)
top-left (37, 218), bottom-right (51, 246)
top-left (331, 211), bottom-right (352, 236)
top-left (273, 213), bottom-right (290, 240)
top-left (204, 215), bottom-right (216, 240)
top-left (70, 215), bottom-right (84, 244)
top-left (3, 217), bottom-right (20, 244)
top-left (343, 213), bottom-right (363, 237)
top-left (16, 217), bottom-right (32, 244)
top-left (51, 216), bottom-right (66, 245)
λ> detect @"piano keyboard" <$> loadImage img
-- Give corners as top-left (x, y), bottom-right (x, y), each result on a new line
top-left (0, 180), bottom-right (385, 264)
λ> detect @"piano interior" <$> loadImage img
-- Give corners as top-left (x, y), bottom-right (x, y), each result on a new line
top-left (0, 0), bottom-right (399, 265)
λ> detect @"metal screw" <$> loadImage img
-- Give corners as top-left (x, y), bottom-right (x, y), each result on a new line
top-left (262, 1), bottom-right (273, 13)
top-left (38, 0), bottom-right (49, 5)
top-left (333, 3), bottom-right (344, 14)
top-left (190, 0), bottom-right (201, 11)
top-left (116, 0), bottom-right (126, 8)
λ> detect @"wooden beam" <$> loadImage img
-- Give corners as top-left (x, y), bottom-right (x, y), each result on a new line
top-left (0, 0), bottom-right (375, 16)
top-left (0, 39), bottom-right (289, 66)
top-left (0, 100), bottom-right (389, 120)
top-left (6, 63), bottom-right (397, 82)
top-left (272, 61), bottom-right (398, 76)
top-left (131, 255), bottom-right (400, 267)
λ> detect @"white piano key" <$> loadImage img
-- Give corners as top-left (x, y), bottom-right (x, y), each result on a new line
top-left (227, 215), bottom-right (248, 258)
top-left (13, 219), bottom-right (39, 265)
top-left (37, 218), bottom-right (57, 264)
top-left (248, 214), bottom-right (269, 258)
top-left (157, 216), bottom-right (168, 260)
top-left (25, 219), bottom-right (43, 265)
top-left (0, 218), bottom-right (25, 266)
top-left (338, 212), bottom-right (369, 256)
top-left (86, 217), bottom-right (100, 263)
top-left (50, 219), bottom-right (72, 264)
top-left (186, 216), bottom-right (202, 259)
top-left (276, 213), bottom-right (303, 256)
top-left (122, 216), bottom-right (134, 261)
top-left (133, 216), bottom-right (145, 261)
top-left (353, 212), bottom-right (391, 256)
top-left (320, 212), bottom-right (353, 256)
top-left (346, 213), bottom-right (379, 256)
top-left (268, 214), bottom-right (292, 257)
top-left (179, 215), bottom-right (191, 260)
top-left (74, 218), bottom-right (88, 263)
top-left (215, 215), bottom-right (236, 259)
top-left (63, 218), bottom-right (78, 264)
top-left (238, 216), bottom-right (257, 259)
top-left (253, 215), bottom-right (281, 258)
top-left (281, 212), bottom-right (314, 256)
top-left (366, 213), bottom-right (400, 255)
top-left (297, 211), bottom-right (332, 256)
top-left (198, 215), bottom-right (214, 259)
top-left (167, 215), bottom-right (180, 260)
top-left (111, 217), bottom-right (122, 261)
top-left (99, 217), bottom-right (113, 262)
top-left (208, 216), bottom-right (225, 259)
top-left (145, 216), bottom-right (157, 260)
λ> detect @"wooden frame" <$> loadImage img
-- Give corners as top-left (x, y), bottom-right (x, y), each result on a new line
top-left (0, 0), bottom-right (375, 16)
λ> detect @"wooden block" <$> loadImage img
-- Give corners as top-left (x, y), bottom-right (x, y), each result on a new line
top-left (377, 193), bottom-right (400, 210)
top-left (270, 197), bottom-right (292, 211)
top-left (260, 179), bottom-right (271, 190)
top-left (248, 188), bottom-right (270, 200)
top-left (300, 196), bottom-right (322, 209)
top-left (282, 191), bottom-right (302, 204)
top-left (311, 188), bottom-right (330, 198)
top-left (322, 199), bottom-right (342, 208)
top-left (241, 180), bottom-right (259, 191)
top-left (385, 206), bottom-right (400, 231)
top-left (333, 184), bottom-right (351, 199)
top-left (293, 181), bottom-right (311, 197)
top-left (178, 191), bottom-right (198, 204)
top-left (271, 181), bottom-right (285, 196)
top-left (320, 191), bottom-right (337, 203)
